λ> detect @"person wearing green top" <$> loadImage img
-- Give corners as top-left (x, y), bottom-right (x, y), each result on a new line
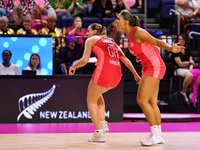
top-left (50, 0), bottom-right (71, 19)
top-left (66, 0), bottom-right (85, 17)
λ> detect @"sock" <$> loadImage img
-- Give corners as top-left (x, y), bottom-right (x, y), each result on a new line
top-left (100, 121), bottom-right (105, 125)
top-left (157, 125), bottom-right (162, 134)
top-left (95, 129), bottom-right (102, 133)
top-left (150, 125), bottom-right (158, 135)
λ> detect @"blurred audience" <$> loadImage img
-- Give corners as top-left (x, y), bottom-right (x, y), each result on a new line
top-left (114, 0), bottom-right (130, 18)
top-left (31, 6), bottom-right (47, 32)
top-left (0, 1), bottom-right (7, 17)
top-left (50, 0), bottom-right (71, 20)
top-left (0, 16), bottom-right (15, 34)
top-left (16, 15), bottom-right (37, 35)
top-left (8, 4), bottom-right (23, 32)
top-left (25, 53), bottom-right (41, 75)
top-left (27, 0), bottom-right (56, 17)
top-left (0, 50), bottom-right (20, 75)
top-left (60, 35), bottom-right (83, 75)
top-left (66, 0), bottom-right (85, 17)
top-left (89, 0), bottom-right (114, 21)
top-left (65, 16), bottom-right (87, 49)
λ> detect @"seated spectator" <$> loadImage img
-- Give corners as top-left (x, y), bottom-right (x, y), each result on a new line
top-left (8, 4), bottom-right (23, 32)
top-left (65, 16), bottom-right (87, 49)
top-left (0, 16), bottom-right (15, 34)
top-left (39, 15), bottom-right (64, 74)
top-left (89, 0), bottom-right (114, 21)
top-left (60, 35), bottom-right (83, 75)
top-left (50, 0), bottom-right (71, 20)
top-left (83, 0), bottom-right (95, 17)
top-left (16, 16), bottom-right (37, 35)
top-left (114, 0), bottom-right (130, 18)
top-left (66, 0), bottom-right (85, 17)
top-left (171, 34), bottom-right (197, 102)
top-left (27, 0), bottom-right (56, 17)
top-left (31, 6), bottom-right (48, 32)
top-left (0, 50), bottom-right (20, 75)
top-left (175, 0), bottom-right (200, 33)
top-left (5, 0), bottom-right (29, 16)
top-left (25, 53), bottom-right (41, 75)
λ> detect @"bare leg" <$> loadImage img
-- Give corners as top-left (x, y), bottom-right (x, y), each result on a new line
top-left (182, 72), bottom-right (193, 93)
top-left (137, 75), bottom-right (160, 126)
top-left (97, 95), bottom-right (105, 121)
top-left (87, 80), bottom-right (109, 130)
top-left (149, 84), bottom-right (161, 125)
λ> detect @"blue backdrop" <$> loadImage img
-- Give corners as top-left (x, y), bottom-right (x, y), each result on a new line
top-left (0, 36), bottom-right (53, 75)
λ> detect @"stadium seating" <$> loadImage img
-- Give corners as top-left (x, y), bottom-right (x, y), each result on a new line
top-left (102, 18), bottom-right (116, 28)
top-left (82, 17), bottom-right (101, 29)
top-left (161, 0), bottom-right (175, 19)
top-left (62, 17), bottom-right (74, 28)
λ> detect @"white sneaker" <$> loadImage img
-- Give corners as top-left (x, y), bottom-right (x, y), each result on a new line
top-left (189, 93), bottom-right (197, 102)
top-left (181, 92), bottom-right (189, 102)
top-left (157, 134), bottom-right (165, 144)
top-left (88, 131), bottom-right (106, 143)
top-left (101, 121), bottom-right (109, 133)
top-left (140, 134), bottom-right (160, 146)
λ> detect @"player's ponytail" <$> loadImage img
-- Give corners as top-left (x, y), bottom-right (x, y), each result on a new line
top-left (120, 10), bottom-right (140, 27)
top-left (90, 23), bottom-right (107, 36)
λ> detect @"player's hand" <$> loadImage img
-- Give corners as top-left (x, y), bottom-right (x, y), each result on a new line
top-left (134, 74), bottom-right (141, 84)
top-left (69, 66), bottom-right (76, 75)
top-left (171, 42), bottom-right (185, 53)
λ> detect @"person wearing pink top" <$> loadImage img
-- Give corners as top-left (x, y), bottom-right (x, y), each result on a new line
top-left (69, 23), bottom-right (140, 142)
top-left (65, 16), bottom-right (87, 49)
top-left (115, 10), bottom-right (185, 146)
top-left (26, 0), bottom-right (56, 17)
top-left (31, 6), bottom-right (47, 32)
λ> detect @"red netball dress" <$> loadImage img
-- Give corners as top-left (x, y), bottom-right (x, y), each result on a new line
top-left (128, 27), bottom-right (166, 79)
top-left (92, 37), bottom-right (122, 88)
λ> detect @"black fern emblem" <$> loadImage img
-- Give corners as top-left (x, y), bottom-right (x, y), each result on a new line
top-left (17, 85), bottom-right (56, 122)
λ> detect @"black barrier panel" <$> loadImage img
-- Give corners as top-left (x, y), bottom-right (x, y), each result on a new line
top-left (0, 75), bottom-right (123, 123)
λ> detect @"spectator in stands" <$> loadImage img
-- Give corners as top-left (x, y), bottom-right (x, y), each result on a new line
top-left (137, 0), bottom-right (142, 9)
top-left (175, 0), bottom-right (200, 33)
top-left (0, 50), bottom-right (20, 75)
top-left (25, 53), bottom-right (41, 75)
top-left (39, 15), bottom-right (64, 74)
top-left (89, 0), bottom-right (114, 21)
top-left (83, 0), bottom-right (95, 17)
top-left (65, 16), bottom-right (87, 49)
top-left (8, 4), bottom-right (24, 32)
top-left (171, 34), bottom-right (195, 102)
top-left (0, 1), bottom-right (7, 17)
top-left (27, 0), bottom-right (56, 17)
top-left (50, 0), bottom-right (71, 20)
top-left (5, 0), bottom-right (29, 16)
top-left (60, 35), bottom-right (83, 75)
top-left (16, 15), bottom-right (37, 35)
top-left (31, 6), bottom-right (48, 32)
top-left (66, 0), bottom-right (85, 17)
top-left (0, 16), bottom-right (15, 34)
top-left (108, 21), bottom-right (123, 45)
top-left (114, 0), bottom-right (130, 18)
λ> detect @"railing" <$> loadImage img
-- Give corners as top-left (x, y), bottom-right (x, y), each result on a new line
top-left (169, 9), bottom-right (180, 35)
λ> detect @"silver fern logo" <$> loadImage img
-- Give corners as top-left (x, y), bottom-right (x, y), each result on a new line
top-left (17, 85), bottom-right (56, 122)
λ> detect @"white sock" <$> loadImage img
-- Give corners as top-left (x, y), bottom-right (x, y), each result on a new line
top-left (100, 121), bottom-right (106, 125)
top-left (95, 129), bottom-right (102, 133)
top-left (150, 125), bottom-right (158, 135)
top-left (157, 125), bottom-right (162, 134)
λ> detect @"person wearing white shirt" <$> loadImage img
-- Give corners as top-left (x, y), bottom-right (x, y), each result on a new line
top-left (25, 53), bottom-right (41, 75)
top-left (0, 50), bottom-right (20, 75)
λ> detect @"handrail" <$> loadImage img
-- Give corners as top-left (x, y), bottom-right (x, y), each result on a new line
top-left (169, 9), bottom-right (180, 35)
top-left (184, 23), bottom-right (200, 35)
top-left (188, 31), bottom-right (200, 39)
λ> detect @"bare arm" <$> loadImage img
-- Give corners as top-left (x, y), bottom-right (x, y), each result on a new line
top-left (174, 57), bottom-right (191, 68)
top-left (117, 45), bottom-right (140, 84)
top-left (61, 63), bottom-right (68, 75)
top-left (134, 27), bottom-right (185, 53)
top-left (69, 38), bottom-right (93, 75)
top-left (123, 0), bottom-right (130, 11)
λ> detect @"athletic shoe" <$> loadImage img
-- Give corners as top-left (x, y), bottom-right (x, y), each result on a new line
top-left (140, 134), bottom-right (160, 146)
top-left (88, 131), bottom-right (106, 143)
top-left (101, 121), bottom-right (109, 133)
top-left (181, 92), bottom-right (189, 102)
top-left (157, 134), bottom-right (165, 144)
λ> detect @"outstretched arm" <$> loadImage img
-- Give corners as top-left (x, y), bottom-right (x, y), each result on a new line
top-left (118, 46), bottom-right (141, 84)
top-left (134, 28), bottom-right (185, 53)
top-left (69, 38), bottom-right (92, 75)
